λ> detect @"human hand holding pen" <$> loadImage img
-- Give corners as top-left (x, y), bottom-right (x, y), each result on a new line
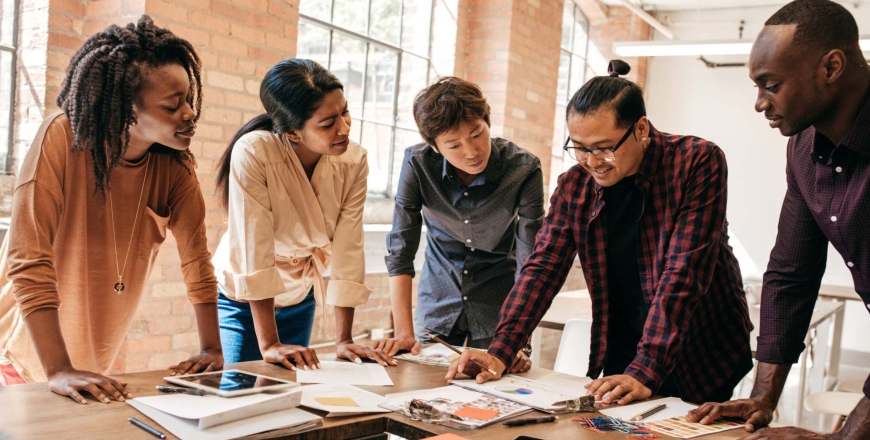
top-left (445, 349), bottom-right (506, 384)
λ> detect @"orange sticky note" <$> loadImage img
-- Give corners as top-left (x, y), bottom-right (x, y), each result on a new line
top-left (453, 406), bottom-right (499, 421)
top-left (423, 434), bottom-right (472, 440)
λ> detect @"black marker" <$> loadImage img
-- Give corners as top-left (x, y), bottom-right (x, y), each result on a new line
top-left (128, 417), bottom-right (166, 439)
top-left (156, 385), bottom-right (208, 396)
top-left (503, 415), bottom-right (558, 427)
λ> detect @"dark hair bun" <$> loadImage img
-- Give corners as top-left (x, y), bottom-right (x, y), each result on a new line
top-left (607, 60), bottom-right (631, 77)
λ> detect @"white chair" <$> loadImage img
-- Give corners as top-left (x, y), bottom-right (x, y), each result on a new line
top-left (553, 318), bottom-right (593, 378)
top-left (804, 391), bottom-right (863, 432)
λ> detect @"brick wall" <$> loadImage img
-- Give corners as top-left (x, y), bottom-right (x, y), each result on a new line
top-left (582, 1), bottom-right (650, 87)
top-left (8, 0), bottom-right (636, 374)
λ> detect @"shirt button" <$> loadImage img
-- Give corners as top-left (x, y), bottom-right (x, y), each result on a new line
top-left (466, 239), bottom-right (472, 243)
top-left (835, 166), bottom-right (843, 173)
top-left (471, 248), bottom-right (475, 251)
top-left (463, 296), bottom-right (468, 300)
top-left (463, 192), bottom-right (468, 196)
top-left (866, 303), bottom-right (870, 310)
top-left (591, 211), bottom-right (596, 217)
top-left (464, 220), bottom-right (469, 224)
top-left (463, 270), bottom-right (468, 274)
top-left (831, 216), bottom-right (838, 222)
top-left (848, 261), bottom-right (855, 268)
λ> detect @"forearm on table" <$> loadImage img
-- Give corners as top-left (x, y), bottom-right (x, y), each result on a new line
top-left (192, 302), bottom-right (222, 352)
top-left (334, 306), bottom-right (355, 343)
top-left (22, 308), bottom-right (74, 375)
top-left (750, 362), bottom-right (792, 409)
top-left (389, 275), bottom-right (414, 338)
top-left (830, 397), bottom-right (870, 440)
top-left (249, 298), bottom-right (281, 352)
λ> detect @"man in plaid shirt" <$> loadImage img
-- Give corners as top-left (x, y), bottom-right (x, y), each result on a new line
top-left (448, 60), bottom-right (753, 405)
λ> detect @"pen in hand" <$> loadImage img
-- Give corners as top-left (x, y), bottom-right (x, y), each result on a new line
top-left (428, 333), bottom-right (498, 376)
top-left (503, 415), bottom-right (558, 427)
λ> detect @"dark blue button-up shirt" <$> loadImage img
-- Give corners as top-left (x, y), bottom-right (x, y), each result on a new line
top-left (385, 138), bottom-right (544, 339)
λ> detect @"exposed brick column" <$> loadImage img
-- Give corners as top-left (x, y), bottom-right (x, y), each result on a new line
top-left (462, 0), bottom-right (563, 188)
top-left (583, 3), bottom-right (650, 88)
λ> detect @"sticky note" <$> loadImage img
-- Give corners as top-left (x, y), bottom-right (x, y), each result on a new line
top-left (423, 434), bottom-right (472, 440)
top-left (315, 397), bottom-right (359, 407)
top-left (453, 406), bottom-right (499, 421)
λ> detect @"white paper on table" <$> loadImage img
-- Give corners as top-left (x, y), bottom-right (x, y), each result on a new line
top-left (299, 384), bottom-right (391, 417)
top-left (396, 344), bottom-right (484, 367)
top-left (127, 400), bottom-right (321, 440)
top-left (130, 389), bottom-right (301, 429)
top-left (450, 375), bottom-right (586, 412)
top-left (599, 397), bottom-right (697, 423)
top-left (295, 360), bottom-right (394, 386)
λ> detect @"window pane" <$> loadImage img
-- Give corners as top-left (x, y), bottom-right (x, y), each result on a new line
top-left (396, 53), bottom-right (427, 127)
top-left (332, 0), bottom-right (369, 35)
top-left (569, 55), bottom-right (586, 96)
top-left (560, 0), bottom-right (573, 50)
top-left (0, 51), bottom-right (11, 170)
top-left (361, 121), bottom-right (393, 194)
top-left (0, 0), bottom-right (14, 46)
top-left (299, 0), bottom-right (331, 22)
top-left (329, 33), bottom-right (366, 118)
top-left (401, 0), bottom-right (431, 55)
top-left (296, 21), bottom-right (331, 68)
top-left (350, 117), bottom-right (362, 144)
top-left (572, 10), bottom-right (588, 56)
top-left (369, 0), bottom-right (400, 45)
top-left (556, 50), bottom-right (570, 104)
top-left (391, 128), bottom-right (423, 195)
top-left (363, 45), bottom-right (398, 124)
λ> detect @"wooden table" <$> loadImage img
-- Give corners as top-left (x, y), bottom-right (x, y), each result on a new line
top-left (0, 356), bottom-right (746, 440)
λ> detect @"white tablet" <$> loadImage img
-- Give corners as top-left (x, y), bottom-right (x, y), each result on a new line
top-left (163, 369), bottom-right (299, 397)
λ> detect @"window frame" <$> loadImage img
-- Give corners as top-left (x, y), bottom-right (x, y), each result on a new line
top-left (298, 0), bottom-right (433, 197)
top-left (1, 0), bottom-right (18, 175)
top-left (552, 2), bottom-right (590, 181)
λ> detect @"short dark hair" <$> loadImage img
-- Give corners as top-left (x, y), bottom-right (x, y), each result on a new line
top-left (412, 77), bottom-right (491, 148)
top-left (765, 0), bottom-right (859, 55)
top-left (216, 59), bottom-right (343, 210)
top-left (567, 60), bottom-right (645, 129)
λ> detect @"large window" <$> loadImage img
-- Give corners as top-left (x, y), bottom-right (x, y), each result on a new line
top-left (550, 1), bottom-right (589, 193)
top-left (297, 0), bottom-right (433, 197)
top-left (0, 0), bottom-right (17, 174)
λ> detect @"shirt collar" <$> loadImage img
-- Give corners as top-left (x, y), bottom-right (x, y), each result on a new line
top-left (819, 89), bottom-right (870, 158)
top-left (441, 139), bottom-right (503, 186)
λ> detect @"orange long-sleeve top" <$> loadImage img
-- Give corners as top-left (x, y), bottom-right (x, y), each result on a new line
top-left (0, 114), bottom-right (217, 382)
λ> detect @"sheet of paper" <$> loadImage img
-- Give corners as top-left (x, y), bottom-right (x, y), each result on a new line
top-left (300, 383), bottom-right (391, 417)
top-left (453, 406), bottom-right (498, 421)
top-left (295, 361), bottom-right (394, 386)
top-left (127, 400), bottom-right (321, 440)
top-left (396, 344), bottom-right (484, 367)
top-left (645, 415), bottom-right (743, 438)
top-left (599, 397), bottom-right (697, 423)
top-left (423, 434), bottom-right (472, 440)
top-left (450, 376), bottom-right (584, 412)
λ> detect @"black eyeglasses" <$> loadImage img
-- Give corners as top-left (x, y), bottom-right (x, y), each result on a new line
top-left (563, 122), bottom-right (637, 163)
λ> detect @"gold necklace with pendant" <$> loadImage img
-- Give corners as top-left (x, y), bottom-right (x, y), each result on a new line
top-left (107, 152), bottom-right (151, 294)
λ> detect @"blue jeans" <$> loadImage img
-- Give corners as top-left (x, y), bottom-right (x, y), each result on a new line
top-left (218, 289), bottom-right (316, 363)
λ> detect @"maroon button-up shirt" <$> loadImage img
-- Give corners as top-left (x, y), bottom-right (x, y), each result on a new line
top-left (759, 94), bottom-right (870, 399)
top-left (489, 125), bottom-right (753, 404)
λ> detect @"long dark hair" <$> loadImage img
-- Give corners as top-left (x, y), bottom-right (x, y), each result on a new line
top-left (57, 14), bottom-right (201, 194)
top-left (215, 59), bottom-right (344, 210)
top-left (567, 59), bottom-right (645, 129)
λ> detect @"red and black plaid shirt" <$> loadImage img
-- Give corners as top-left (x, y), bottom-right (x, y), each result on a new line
top-left (489, 125), bottom-right (753, 404)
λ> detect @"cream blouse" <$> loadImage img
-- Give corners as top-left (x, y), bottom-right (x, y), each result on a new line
top-left (212, 130), bottom-right (371, 308)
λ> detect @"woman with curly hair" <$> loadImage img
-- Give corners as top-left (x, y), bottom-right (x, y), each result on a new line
top-left (0, 15), bottom-right (223, 404)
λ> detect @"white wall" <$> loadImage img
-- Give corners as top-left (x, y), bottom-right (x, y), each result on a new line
top-left (645, 4), bottom-right (869, 358)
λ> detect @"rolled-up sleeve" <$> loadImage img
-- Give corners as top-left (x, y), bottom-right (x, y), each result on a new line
top-left (326, 155), bottom-right (372, 307)
top-left (7, 120), bottom-right (67, 317)
top-left (225, 139), bottom-right (286, 301)
top-left (385, 149), bottom-right (423, 277)
top-left (168, 171), bottom-right (218, 304)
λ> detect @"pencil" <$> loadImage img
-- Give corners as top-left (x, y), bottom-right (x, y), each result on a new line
top-left (428, 333), bottom-right (499, 376)
top-left (631, 403), bottom-right (667, 421)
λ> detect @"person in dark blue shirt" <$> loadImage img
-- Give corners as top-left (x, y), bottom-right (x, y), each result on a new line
top-left (375, 77), bottom-right (544, 373)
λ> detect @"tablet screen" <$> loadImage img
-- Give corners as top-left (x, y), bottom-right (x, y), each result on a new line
top-left (177, 371), bottom-right (287, 392)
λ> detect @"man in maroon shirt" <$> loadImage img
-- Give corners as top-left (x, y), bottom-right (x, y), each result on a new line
top-left (446, 60), bottom-right (753, 405)
top-left (688, 1), bottom-right (870, 439)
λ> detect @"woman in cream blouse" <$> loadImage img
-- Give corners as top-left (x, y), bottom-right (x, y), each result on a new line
top-left (213, 59), bottom-right (394, 369)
